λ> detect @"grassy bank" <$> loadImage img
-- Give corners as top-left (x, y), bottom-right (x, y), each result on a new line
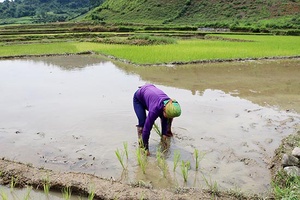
top-left (1, 35), bottom-right (299, 64)
top-left (271, 131), bottom-right (300, 199)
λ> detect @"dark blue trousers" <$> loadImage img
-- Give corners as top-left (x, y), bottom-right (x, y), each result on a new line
top-left (133, 91), bottom-right (146, 127)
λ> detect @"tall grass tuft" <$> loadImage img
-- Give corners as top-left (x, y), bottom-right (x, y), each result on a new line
top-left (128, 34), bottom-right (177, 45)
top-left (173, 150), bottom-right (181, 172)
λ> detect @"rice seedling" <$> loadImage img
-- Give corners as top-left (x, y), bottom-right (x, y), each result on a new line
top-left (139, 191), bottom-right (146, 200)
top-left (194, 149), bottom-right (206, 171)
top-left (123, 141), bottom-right (129, 160)
top-left (156, 147), bottom-right (163, 165)
top-left (173, 150), bottom-right (181, 172)
top-left (180, 160), bottom-right (189, 183)
top-left (0, 190), bottom-right (8, 200)
top-left (153, 123), bottom-right (162, 138)
top-left (194, 149), bottom-right (199, 170)
top-left (43, 175), bottom-right (50, 195)
top-left (62, 186), bottom-right (72, 200)
top-left (136, 147), bottom-right (147, 174)
top-left (10, 176), bottom-right (17, 191)
top-left (115, 148), bottom-right (126, 170)
top-left (203, 175), bottom-right (220, 197)
top-left (0, 35), bottom-right (300, 64)
top-left (23, 186), bottom-right (32, 200)
top-left (228, 185), bottom-right (244, 199)
top-left (160, 159), bottom-right (168, 178)
top-left (88, 185), bottom-right (95, 200)
top-left (156, 147), bottom-right (168, 178)
top-left (87, 35), bottom-right (300, 64)
top-left (186, 160), bottom-right (191, 170)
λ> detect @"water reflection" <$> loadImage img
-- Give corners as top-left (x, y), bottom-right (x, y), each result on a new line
top-left (0, 55), bottom-right (299, 194)
top-left (117, 59), bottom-right (300, 113)
top-left (30, 54), bottom-right (109, 70)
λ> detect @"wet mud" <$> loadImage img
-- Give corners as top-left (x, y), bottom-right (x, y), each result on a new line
top-left (0, 158), bottom-right (253, 200)
top-left (0, 55), bottom-right (299, 199)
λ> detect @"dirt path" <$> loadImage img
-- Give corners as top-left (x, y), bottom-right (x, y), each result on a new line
top-left (0, 158), bottom-right (261, 200)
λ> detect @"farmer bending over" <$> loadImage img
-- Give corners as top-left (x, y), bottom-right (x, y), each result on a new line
top-left (133, 84), bottom-right (181, 155)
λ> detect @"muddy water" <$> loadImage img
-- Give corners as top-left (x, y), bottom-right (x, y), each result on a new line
top-left (0, 185), bottom-right (88, 200)
top-left (0, 55), bottom-right (299, 194)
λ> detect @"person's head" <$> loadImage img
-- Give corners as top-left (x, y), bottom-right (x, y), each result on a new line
top-left (163, 99), bottom-right (181, 119)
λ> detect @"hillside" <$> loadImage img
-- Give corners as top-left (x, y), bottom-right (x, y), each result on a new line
top-left (87, 0), bottom-right (300, 29)
top-left (0, 0), bottom-right (104, 24)
top-left (0, 0), bottom-right (299, 31)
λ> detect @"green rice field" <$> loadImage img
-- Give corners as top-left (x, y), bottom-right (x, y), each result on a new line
top-left (1, 35), bottom-right (299, 64)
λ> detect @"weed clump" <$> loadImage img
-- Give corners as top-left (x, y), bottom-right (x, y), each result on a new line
top-left (272, 170), bottom-right (300, 199)
top-left (128, 34), bottom-right (177, 45)
top-left (96, 34), bottom-right (177, 45)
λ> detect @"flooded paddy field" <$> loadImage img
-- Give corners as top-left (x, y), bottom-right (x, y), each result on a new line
top-left (0, 55), bottom-right (299, 197)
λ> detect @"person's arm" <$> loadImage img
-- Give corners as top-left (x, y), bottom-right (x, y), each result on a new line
top-left (161, 116), bottom-right (168, 135)
top-left (142, 111), bottom-right (158, 150)
top-left (161, 117), bottom-right (173, 137)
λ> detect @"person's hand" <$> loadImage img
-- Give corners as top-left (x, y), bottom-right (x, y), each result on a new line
top-left (161, 135), bottom-right (171, 151)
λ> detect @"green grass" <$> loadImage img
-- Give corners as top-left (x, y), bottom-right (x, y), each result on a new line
top-left (272, 170), bottom-right (300, 199)
top-left (0, 35), bottom-right (299, 64)
top-left (0, 42), bottom-right (79, 56)
top-left (89, 35), bottom-right (300, 64)
top-left (89, 0), bottom-right (299, 30)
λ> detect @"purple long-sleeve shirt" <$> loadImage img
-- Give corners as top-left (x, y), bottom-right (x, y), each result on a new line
top-left (135, 84), bottom-right (170, 149)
